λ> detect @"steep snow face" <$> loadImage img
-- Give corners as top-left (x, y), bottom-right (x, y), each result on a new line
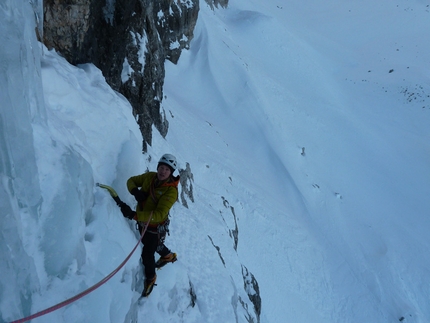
top-left (163, 0), bottom-right (430, 322)
top-left (1, 0), bottom-right (430, 323)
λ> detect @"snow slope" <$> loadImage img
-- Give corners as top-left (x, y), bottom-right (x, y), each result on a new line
top-left (164, 1), bottom-right (430, 322)
top-left (1, 0), bottom-right (429, 323)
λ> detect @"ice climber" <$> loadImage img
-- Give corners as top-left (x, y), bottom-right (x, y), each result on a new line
top-left (127, 153), bottom-right (180, 297)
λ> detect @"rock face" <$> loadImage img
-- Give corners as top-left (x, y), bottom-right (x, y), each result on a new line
top-left (205, 0), bottom-right (228, 9)
top-left (43, 0), bottom-right (199, 151)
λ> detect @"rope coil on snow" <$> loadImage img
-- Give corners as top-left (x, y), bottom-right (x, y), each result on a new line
top-left (9, 187), bottom-right (149, 323)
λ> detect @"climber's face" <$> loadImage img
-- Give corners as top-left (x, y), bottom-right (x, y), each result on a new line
top-left (157, 164), bottom-right (172, 181)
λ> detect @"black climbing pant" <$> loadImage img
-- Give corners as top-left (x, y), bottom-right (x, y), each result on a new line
top-left (140, 227), bottom-right (170, 279)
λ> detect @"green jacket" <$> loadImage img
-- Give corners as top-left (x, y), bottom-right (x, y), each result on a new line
top-left (127, 172), bottom-right (179, 225)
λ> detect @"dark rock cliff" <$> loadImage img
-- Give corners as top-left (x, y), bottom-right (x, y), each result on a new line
top-left (43, 0), bottom-right (199, 151)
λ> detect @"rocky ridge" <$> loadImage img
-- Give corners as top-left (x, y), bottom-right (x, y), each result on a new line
top-left (43, 0), bottom-right (199, 151)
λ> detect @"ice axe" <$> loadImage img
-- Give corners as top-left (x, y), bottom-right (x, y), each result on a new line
top-left (96, 183), bottom-right (136, 219)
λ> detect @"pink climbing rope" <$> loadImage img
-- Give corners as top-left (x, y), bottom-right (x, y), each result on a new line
top-left (10, 214), bottom-right (153, 323)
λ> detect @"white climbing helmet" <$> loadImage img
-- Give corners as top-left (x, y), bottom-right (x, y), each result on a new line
top-left (158, 153), bottom-right (177, 170)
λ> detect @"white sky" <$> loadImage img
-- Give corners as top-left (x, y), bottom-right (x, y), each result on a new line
top-left (1, 0), bottom-right (430, 322)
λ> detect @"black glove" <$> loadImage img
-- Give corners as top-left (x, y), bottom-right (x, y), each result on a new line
top-left (131, 188), bottom-right (148, 203)
top-left (119, 202), bottom-right (136, 219)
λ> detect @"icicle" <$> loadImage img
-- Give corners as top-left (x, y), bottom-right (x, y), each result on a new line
top-left (29, 0), bottom-right (43, 40)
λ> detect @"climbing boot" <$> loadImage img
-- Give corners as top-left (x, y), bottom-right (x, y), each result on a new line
top-left (155, 253), bottom-right (177, 269)
top-left (142, 275), bottom-right (157, 297)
